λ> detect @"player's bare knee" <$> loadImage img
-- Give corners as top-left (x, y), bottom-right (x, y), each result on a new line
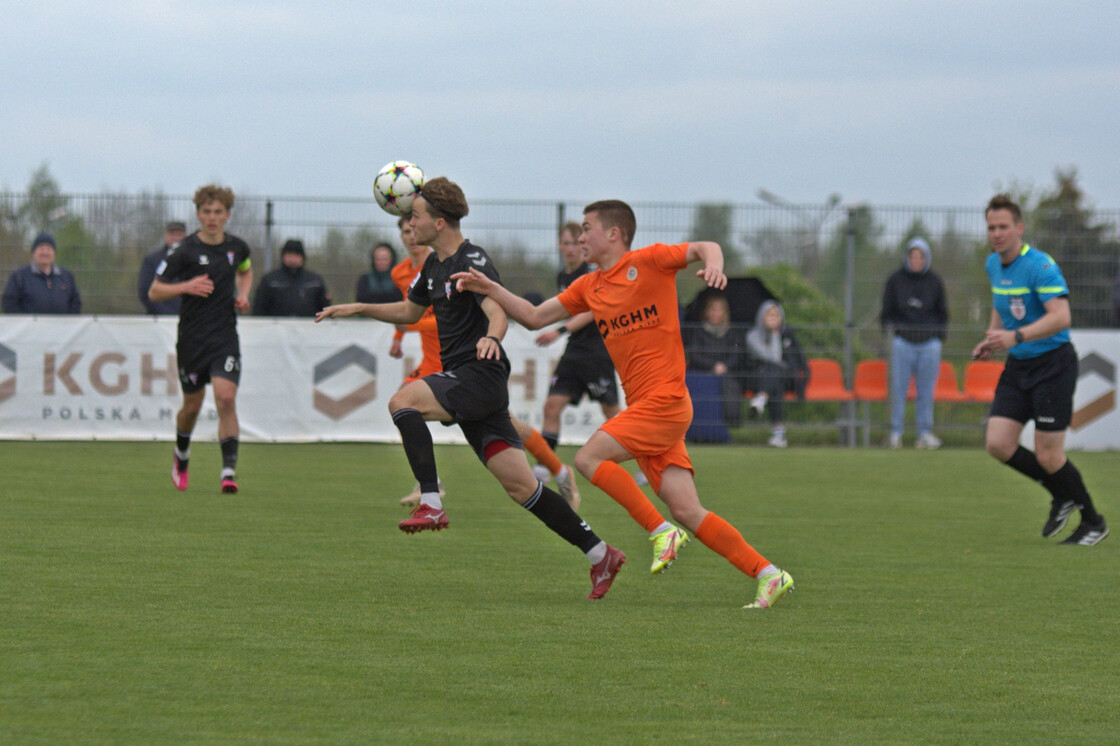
top-left (985, 437), bottom-right (1014, 462)
top-left (572, 449), bottom-right (598, 480)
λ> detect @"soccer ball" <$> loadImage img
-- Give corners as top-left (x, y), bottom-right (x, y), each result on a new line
top-left (373, 160), bottom-right (425, 216)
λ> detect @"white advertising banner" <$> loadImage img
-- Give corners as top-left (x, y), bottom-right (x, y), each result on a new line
top-left (1053, 330), bottom-right (1120, 451)
top-left (0, 316), bottom-right (616, 444)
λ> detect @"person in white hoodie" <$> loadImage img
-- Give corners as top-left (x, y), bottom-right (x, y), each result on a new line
top-left (744, 300), bottom-right (809, 448)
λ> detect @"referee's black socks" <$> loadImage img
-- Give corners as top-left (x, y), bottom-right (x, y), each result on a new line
top-left (1004, 446), bottom-right (1048, 482)
top-left (1044, 459), bottom-right (1101, 522)
top-left (1006, 446), bottom-right (1101, 522)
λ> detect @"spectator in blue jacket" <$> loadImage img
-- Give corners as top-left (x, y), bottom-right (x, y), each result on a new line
top-left (2, 232), bottom-right (82, 314)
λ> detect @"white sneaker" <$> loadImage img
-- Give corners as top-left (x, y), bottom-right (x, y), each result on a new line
top-left (750, 392), bottom-right (768, 416)
top-left (531, 464), bottom-right (553, 483)
top-left (915, 433), bottom-right (942, 450)
top-left (888, 433), bottom-right (902, 449)
top-left (767, 429), bottom-right (787, 448)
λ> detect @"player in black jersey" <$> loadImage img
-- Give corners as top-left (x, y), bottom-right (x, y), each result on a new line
top-left (150, 185), bottom-right (253, 494)
top-left (316, 177), bottom-right (625, 599)
top-left (533, 222), bottom-right (621, 460)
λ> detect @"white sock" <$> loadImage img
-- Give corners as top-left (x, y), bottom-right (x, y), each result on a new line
top-left (649, 521), bottom-right (673, 537)
top-left (757, 564), bottom-right (779, 578)
top-left (557, 464), bottom-right (569, 479)
top-left (419, 493), bottom-right (443, 510)
top-left (220, 467), bottom-right (235, 479)
top-left (175, 448), bottom-right (189, 460)
top-left (586, 541), bottom-right (607, 564)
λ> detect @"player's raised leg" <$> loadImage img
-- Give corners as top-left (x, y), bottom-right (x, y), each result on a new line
top-left (574, 430), bottom-right (689, 575)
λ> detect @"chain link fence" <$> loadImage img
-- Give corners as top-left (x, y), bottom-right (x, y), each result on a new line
top-left (3, 190), bottom-right (1117, 444)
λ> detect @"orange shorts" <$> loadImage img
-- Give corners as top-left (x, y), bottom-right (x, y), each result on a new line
top-left (598, 394), bottom-right (694, 490)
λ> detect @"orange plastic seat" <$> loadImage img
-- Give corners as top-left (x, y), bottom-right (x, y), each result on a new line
top-left (934, 361), bottom-right (968, 401)
top-left (853, 359), bottom-right (888, 402)
top-left (804, 358), bottom-right (854, 401)
top-left (963, 360), bottom-right (1004, 403)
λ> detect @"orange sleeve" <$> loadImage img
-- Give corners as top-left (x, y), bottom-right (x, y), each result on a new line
top-left (557, 272), bottom-right (592, 316)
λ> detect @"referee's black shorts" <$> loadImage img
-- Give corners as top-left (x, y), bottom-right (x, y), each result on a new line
top-left (990, 342), bottom-right (1077, 431)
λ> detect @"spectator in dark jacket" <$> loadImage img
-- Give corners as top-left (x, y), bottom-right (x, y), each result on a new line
top-left (879, 237), bottom-right (948, 450)
top-left (686, 293), bottom-right (748, 427)
top-left (137, 221), bottom-right (187, 314)
top-left (744, 300), bottom-right (809, 448)
top-left (2, 232), bottom-right (82, 314)
top-left (354, 242), bottom-right (401, 304)
top-left (251, 240), bottom-right (331, 317)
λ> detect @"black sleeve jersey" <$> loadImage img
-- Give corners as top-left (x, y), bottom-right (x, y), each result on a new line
top-left (558, 262), bottom-right (613, 362)
top-left (407, 240), bottom-right (503, 371)
top-left (156, 232), bottom-right (251, 346)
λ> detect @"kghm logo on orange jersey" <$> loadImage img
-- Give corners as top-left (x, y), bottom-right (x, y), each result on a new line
top-left (597, 304), bottom-right (659, 338)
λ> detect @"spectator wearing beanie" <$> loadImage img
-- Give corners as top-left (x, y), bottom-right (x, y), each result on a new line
top-left (251, 239), bottom-right (331, 317)
top-left (2, 232), bottom-right (82, 314)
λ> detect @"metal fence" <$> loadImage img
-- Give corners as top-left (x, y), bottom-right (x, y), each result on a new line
top-left (3, 191), bottom-right (1118, 444)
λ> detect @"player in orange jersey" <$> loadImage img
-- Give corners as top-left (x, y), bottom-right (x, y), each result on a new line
top-left (454, 200), bottom-right (795, 608)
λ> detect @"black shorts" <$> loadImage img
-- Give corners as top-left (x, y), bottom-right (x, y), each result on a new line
top-left (548, 353), bottom-right (619, 406)
top-left (990, 342), bottom-right (1077, 431)
top-left (422, 358), bottom-right (523, 462)
top-left (177, 340), bottom-right (241, 394)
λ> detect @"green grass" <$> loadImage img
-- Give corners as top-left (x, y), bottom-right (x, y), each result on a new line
top-left (2, 442), bottom-right (1118, 744)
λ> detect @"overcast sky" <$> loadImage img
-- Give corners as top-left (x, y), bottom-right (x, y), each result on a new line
top-left (3, 1), bottom-right (1118, 211)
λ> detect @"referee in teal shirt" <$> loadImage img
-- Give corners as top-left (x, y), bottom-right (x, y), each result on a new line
top-left (972, 194), bottom-right (1107, 546)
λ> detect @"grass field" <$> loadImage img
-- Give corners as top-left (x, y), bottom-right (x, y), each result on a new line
top-left (2, 441), bottom-right (1118, 744)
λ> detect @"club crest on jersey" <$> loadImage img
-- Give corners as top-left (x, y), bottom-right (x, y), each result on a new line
top-left (626, 266), bottom-right (638, 281)
top-left (1010, 297), bottom-right (1026, 320)
top-left (199, 255), bottom-right (209, 265)
top-left (227, 252), bottom-right (235, 265)
top-left (444, 281), bottom-right (452, 297)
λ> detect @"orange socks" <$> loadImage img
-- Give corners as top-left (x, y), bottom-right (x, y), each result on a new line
top-left (591, 460), bottom-right (666, 533)
top-left (523, 428), bottom-right (562, 475)
top-left (695, 512), bottom-right (769, 578)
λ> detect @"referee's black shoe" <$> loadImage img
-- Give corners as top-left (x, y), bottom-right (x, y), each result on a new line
top-left (1060, 515), bottom-right (1109, 546)
top-left (1042, 500), bottom-right (1076, 538)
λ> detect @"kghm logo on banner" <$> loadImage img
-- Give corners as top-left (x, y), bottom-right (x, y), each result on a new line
top-left (313, 345), bottom-right (378, 420)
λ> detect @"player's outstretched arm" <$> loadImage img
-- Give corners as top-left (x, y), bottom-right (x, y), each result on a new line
top-left (315, 300), bottom-right (425, 325)
top-left (452, 268), bottom-right (569, 330)
top-left (686, 241), bottom-right (728, 290)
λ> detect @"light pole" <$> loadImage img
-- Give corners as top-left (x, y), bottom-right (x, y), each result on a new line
top-left (755, 190), bottom-right (841, 270)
